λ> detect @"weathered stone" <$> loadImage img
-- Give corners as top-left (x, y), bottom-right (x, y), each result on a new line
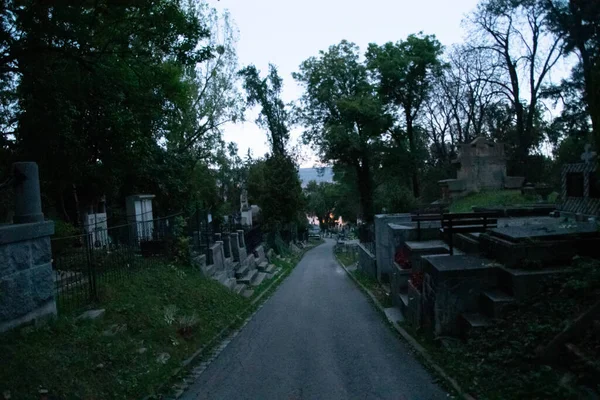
top-left (0, 242), bottom-right (31, 276)
top-left (0, 270), bottom-right (34, 320)
top-left (31, 237), bottom-right (51, 266)
top-left (375, 214), bottom-right (412, 283)
top-left (31, 263), bottom-right (54, 305)
top-left (358, 244), bottom-right (376, 279)
top-left (77, 309), bottom-right (106, 321)
top-left (0, 221), bottom-right (54, 245)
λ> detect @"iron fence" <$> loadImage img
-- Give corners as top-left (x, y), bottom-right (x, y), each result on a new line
top-left (51, 214), bottom-right (180, 312)
top-left (358, 224), bottom-right (376, 254)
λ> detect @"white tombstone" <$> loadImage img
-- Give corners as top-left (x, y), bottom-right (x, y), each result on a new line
top-left (126, 194), bottom-right (155, 242)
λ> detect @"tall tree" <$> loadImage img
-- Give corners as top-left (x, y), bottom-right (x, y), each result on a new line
top-left (468, 0), bottom-right (564, 174)
top-left (294, 41), bottom-right (391, 223)
top-left (7, 1), bottom-right (212, 219)
top-left (239, 64), bottom-right (289, 156)
top-left (239, 64), bottom-right (304, 231)
top-left (543, 0), bottom-right (600, 155)
top-left (366, 33), bottom-right (444, 197)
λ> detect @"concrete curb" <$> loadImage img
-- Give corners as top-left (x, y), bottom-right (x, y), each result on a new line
top-left (334, 254), bottom-right (476, 400)
top-left (152, 242), bottom-right (323, 400)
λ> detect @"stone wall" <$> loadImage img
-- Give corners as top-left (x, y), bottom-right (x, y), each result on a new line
top-left (358, 244), bottom-right (376, 279)
top-left (0, 221), bottom-right (56, 333)
top-left (374, 214), bottom-right (411, 282)
top-left (422, 255), bottom-right (498, 335)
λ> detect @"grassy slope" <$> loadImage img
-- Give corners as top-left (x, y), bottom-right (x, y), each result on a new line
top-left (449, 190), bottom-right (557, 213)
top-left (0, 246), bottom-right (310, 400)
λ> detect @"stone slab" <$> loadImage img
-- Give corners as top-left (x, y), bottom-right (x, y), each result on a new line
top-left (77, 309), bottom-right (105, 321)
top-left (0, 221), bottom-right (55, 245)
top-left (490, 222), bottom-right (598, 242)
top-left (384, 307), bottom-right (404, 324)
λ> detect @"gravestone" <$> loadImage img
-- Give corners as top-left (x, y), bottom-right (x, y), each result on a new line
top-left (0, 162), bottom-right (56, 333)
top-left (240, 189), bottom-right (253, 227)
top-left (559, 144), bottom-right (600, 217)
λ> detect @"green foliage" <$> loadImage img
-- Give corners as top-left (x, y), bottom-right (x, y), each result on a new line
top-left (239, 64), bottom-right (289, 156)
top-left (294, 41), bottom-right (391, 222)
top-left (169, 216), bottom-right (190, 265)
top-left (305, 181), bottom-right (344, 228)
top-left (239, 65), bottom-right (304, 231)
top-left (366, 33), bottom-right (444, 197)
top-left (374, 181), bottom-right (418, 213)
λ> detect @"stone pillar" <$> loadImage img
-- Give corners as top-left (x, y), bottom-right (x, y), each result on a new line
top-left (222, 233), bottom-right (231, 259)
top-left (230, 232), bottom-right (247, 263)
top-left (1, 162), bottom-right (56, 332)
top-left (13, 162), bottom-right (44, 224)
top-left (374, 214), bottom-right (412, 282)
top-left (237, 230), bottom-right (246, 248)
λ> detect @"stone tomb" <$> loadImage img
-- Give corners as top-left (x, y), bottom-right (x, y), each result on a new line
top-left (439, 137), bottom-right (524, 200)
top-left (479, 220), bottom-right (600, 268)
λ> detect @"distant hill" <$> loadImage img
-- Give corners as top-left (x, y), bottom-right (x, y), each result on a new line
top-left (298, 167), bottom-right (333, 187)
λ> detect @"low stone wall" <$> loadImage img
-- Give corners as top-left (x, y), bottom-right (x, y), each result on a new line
top-left (358, 244), bottom-right (376, 279)
top-left (0, 221), bottom-right (56, 333)
top-left (374, 214), bottom-right (411, 283)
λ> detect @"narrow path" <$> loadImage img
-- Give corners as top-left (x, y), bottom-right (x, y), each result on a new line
top-left (182, 239), bottom-right (448, 400)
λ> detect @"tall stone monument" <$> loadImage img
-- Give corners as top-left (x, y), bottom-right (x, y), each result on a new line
top-left (240, 189), bottom-right (253, 227)
top-left (0, 162), bottom-right (56, 332)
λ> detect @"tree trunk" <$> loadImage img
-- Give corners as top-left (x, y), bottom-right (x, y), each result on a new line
top-left (356, 157), bottom-right (374, 224)
top-left (406, 113), bottom-right (420, 198)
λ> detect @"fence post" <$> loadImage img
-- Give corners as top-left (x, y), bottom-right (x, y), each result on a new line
top-left (85, 232), bottom-right (98, 301)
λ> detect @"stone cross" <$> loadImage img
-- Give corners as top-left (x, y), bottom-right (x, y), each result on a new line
top-left (581, 144), bottom-right (597, 164)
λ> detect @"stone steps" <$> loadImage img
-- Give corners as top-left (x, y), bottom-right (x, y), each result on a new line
top-left (459, 312), bottom-right (491, 337)
top-left (237, 268), bottom-right (258, 285)
top-left (480, 289), bottom-right (515, 319)
top-left (233, 283), bottom-right (246, 295)
top-left (234, 264), bottom-right (249, 279)
top-left (256, 261), bottom-right (269, 272)
top-left (250, 272), bottom-right (267, 287)
top-left (454, 233), bottom-right (481, 255)
top-left (265, 264), bottom-right (276, 274)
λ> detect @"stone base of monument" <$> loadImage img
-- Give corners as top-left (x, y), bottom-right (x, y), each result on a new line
top-left (479, 222), bottom-right (600, 268)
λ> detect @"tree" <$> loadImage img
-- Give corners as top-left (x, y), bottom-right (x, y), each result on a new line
top-left (305, 181), bottom-right (342, 228)
top-left (239, 64), bottom-right (289, 156)
top-left (239, 64), bottom-right (304, 231)
top-left (366, 33), bottom-right (444, 198)
top-left (468, 0), bottom-right (564, 174)
top-left (7, 1), bottom-right (212, 220)
top-left (542, 0), bottom-right (600, 156)
top-left (294, 41), bottom-right (391, 223)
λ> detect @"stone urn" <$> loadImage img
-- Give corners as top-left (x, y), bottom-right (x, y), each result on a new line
top-left (535, 183), bottom-right (553, 202)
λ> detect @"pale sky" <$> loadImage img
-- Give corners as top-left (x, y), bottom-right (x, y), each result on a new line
top-left (208, 0), bottom-right (481, 166)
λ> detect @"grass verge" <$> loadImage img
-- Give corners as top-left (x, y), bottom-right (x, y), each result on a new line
top-left (449, 189), bottom-right (557, 213)
top-left (0, 242), bottom-right (321, 400)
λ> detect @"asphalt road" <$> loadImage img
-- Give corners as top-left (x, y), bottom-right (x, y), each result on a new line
top-left (181, 239), bottom-right (448, 400)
